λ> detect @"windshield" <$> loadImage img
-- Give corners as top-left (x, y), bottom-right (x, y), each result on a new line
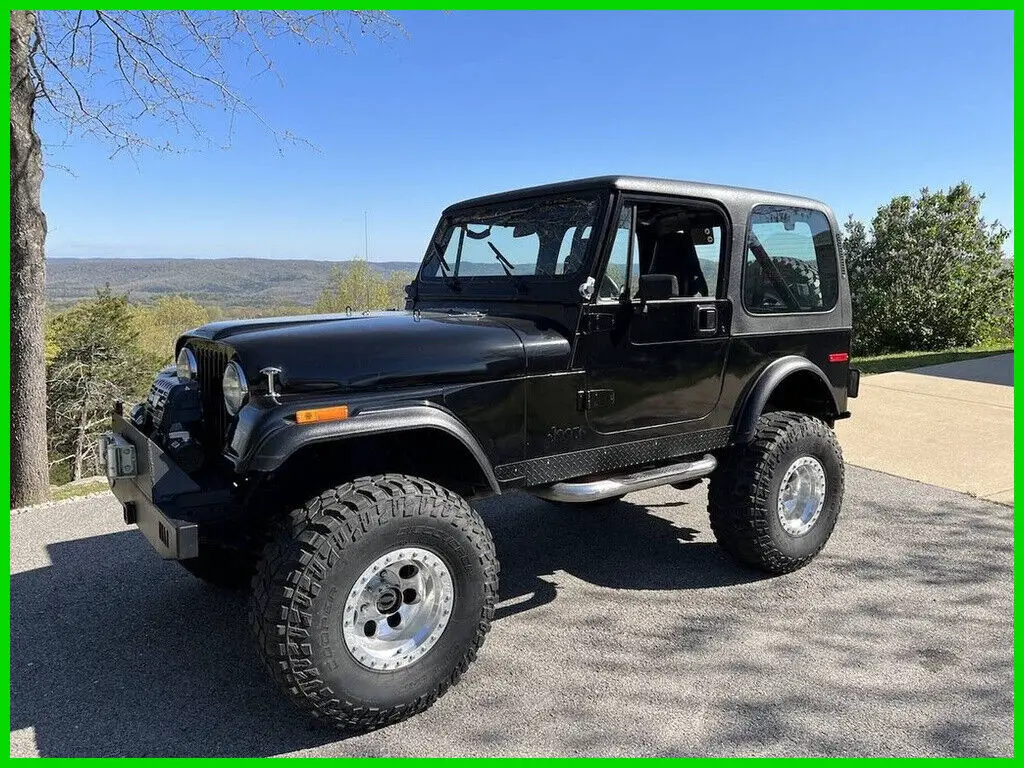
top-left (420, 194), bottom-right (602, 283)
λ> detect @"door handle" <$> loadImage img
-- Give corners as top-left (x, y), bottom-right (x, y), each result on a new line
top-left (697, 305), bottom-right (718, 335)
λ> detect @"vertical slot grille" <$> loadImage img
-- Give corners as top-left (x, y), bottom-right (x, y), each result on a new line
top-left (188, 341), bottom-right (230, 452)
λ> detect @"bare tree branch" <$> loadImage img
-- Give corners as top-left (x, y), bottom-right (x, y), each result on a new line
top-left (29, 10), bottom-right (405, 156)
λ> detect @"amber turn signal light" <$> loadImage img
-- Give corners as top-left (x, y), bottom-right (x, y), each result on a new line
top-left (295, 405), bottom-right (349, 424)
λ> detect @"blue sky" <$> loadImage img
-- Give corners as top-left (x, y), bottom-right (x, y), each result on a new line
top-left (39, 10), bottom-right (1014, 262)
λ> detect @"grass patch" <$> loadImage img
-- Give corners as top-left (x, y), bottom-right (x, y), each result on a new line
top-left (853, 342), bottom-right (1013, 375)
top-left (49, 478), bottom-right (110, 502)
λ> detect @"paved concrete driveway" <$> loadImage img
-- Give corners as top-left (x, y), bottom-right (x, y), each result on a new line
top-left (837, 354), bottom-right (1014, 505)
top-left (10, 466), bottom-right (1012, 757)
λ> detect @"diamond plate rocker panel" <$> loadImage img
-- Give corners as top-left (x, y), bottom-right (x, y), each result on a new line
top-left (495, 427), bottom-right (731, 487)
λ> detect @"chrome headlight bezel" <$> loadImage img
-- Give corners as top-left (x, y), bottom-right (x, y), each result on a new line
top-left (222, 361), bottom-right (249, 416)
top-left (176, 347), bottom-right (198, 380)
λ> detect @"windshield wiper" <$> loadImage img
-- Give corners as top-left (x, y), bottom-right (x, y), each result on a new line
top-left (428, 240), bottom-right (451, 274)
top-left (487, 241), bottom-right (516, 277)
top-left (428, 240), bottom-right (460, 290)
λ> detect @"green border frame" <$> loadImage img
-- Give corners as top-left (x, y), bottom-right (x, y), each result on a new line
top-left (2, 5), bottom-right (1017, 760)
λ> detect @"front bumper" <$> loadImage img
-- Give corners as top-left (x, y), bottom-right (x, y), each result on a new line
top-left (104, 411), bottom-right (214, 560)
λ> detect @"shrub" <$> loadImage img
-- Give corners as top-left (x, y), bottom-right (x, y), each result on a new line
top-left (844, 183), bottom-right (1012, 355)
top-left (46, 290), bottom-right (150, 481)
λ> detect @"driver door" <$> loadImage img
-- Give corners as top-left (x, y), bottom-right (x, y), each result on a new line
top-left (581, 199), bottom-right (731, 435)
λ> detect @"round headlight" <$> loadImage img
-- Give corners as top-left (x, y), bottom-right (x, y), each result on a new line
top-left (176, 347), bottom-right (197, 380)
top-left (222, 361), bottom-right (249, 416)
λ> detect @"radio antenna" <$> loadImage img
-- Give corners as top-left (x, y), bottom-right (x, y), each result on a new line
top-left (364, 210), bottom-right (370, 311)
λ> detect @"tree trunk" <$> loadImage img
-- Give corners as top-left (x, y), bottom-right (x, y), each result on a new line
top-left (10, 10), bottom-right (50, 506)
top-left (72, 389), bottom-right (90, 482)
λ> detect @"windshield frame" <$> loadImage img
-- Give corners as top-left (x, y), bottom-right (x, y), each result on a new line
top-left (414, 189), bottom-right (613, 302)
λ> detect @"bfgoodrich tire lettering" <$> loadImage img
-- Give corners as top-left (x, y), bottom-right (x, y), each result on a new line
top-left (708, 411), bottom-right (844, 574)
top-left (249, 473), bottom-right (498, 730)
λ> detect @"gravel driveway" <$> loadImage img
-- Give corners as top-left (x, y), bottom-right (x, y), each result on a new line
top-left (9, 466), bottom-right (1013, 757)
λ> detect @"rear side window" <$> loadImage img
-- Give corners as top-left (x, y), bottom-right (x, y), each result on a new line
top-left (744, 206), bottom-right (838, 313)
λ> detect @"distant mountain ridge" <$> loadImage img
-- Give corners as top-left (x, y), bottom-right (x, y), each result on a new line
top-left (46, 257), bottom-right (422, 308)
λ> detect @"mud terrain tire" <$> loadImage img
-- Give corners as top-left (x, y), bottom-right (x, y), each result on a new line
top-left (249, 474), bottom-right (498, 730)
top-left (746, 256), bottom-right (823, 310)
top-left (708, 411), bottom-right (844, 574)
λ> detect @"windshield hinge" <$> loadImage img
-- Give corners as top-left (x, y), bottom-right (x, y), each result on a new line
top-left (587, 313), bottom-right (615, 333)
top-left (577, 389), bottom-right (615, 411)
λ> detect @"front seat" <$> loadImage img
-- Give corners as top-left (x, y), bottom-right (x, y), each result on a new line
top-left (651, 231), bottom-right (709, 297)
top-left (562, 229), bottom-right (591, 275)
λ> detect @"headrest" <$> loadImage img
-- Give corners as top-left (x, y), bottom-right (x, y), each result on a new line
top-left (639, 273), bottom-right (679, 300)
top-left (563, 231), bottom-right (590, 275)
top-left (655, 231), bottom-right (697, 256)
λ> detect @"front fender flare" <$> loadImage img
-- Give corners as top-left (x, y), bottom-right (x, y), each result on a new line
top-left (237, 404), bottom-right (501, 494)
top-left (733, 355), bottom-right (839, 444)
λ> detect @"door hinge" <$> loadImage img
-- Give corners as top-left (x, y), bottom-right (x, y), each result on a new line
top-left (577, 389), bottom-right (615, 411)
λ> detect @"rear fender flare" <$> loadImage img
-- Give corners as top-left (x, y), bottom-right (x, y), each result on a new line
top-left (733, 356), bottom-right (839, 444)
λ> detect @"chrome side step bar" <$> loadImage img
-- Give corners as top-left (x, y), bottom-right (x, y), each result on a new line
top-left (530, 454), bottom-right (718, 504)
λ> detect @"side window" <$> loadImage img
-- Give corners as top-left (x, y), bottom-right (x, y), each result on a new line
top-left (601, 201), bottom-right (724, 301)
top-left (691, 225), bottom-right (721, 297)
top-left (600, 206), bottom-right (639, 300)
top-left (744, 206), bottom-right (838, 313)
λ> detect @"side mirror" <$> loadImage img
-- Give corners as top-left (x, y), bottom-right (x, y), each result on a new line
top-left (638, 274), bottom-right (679, 301)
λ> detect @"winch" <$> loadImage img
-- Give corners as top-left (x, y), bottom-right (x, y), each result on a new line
top-left (140, 372), bottom-right (205, 473)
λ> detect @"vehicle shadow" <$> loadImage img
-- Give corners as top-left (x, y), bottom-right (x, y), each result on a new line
top-left (10, 490), bottom-right (761, 757)
top-left (476, 493), bottom-right (768, 621)
top-left (11, 529), bottom-right (318, 757)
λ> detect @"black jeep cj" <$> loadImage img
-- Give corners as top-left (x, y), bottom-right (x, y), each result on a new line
top-left (103, 176), bottom-right (859, 729)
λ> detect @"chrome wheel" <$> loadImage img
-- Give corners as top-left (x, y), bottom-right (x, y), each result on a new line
top-left (777, 455), bottom-right (827, 536)
top-left (342, 547), bottom-right (454, 671)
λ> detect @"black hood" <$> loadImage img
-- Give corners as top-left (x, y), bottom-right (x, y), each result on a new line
top-left (183, 310), bottom-right (571, 395)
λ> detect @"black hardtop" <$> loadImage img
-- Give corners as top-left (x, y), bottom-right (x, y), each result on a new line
top-left (444, 175), bottom-right (832, 216)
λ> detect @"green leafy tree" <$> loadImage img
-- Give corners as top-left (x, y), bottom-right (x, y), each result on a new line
top-left (134, 295), bottom-right (212, 368)
top-left (386, 270), bottom-right (415, 310)
top-left (11, 10), bottom-right (401, 504)
top-left (46, 291), bottom-right (150, 482)
top-left (844, 183), bottom-right (1012, 355)
top-left (314, 260), bottom-right (391, 313)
